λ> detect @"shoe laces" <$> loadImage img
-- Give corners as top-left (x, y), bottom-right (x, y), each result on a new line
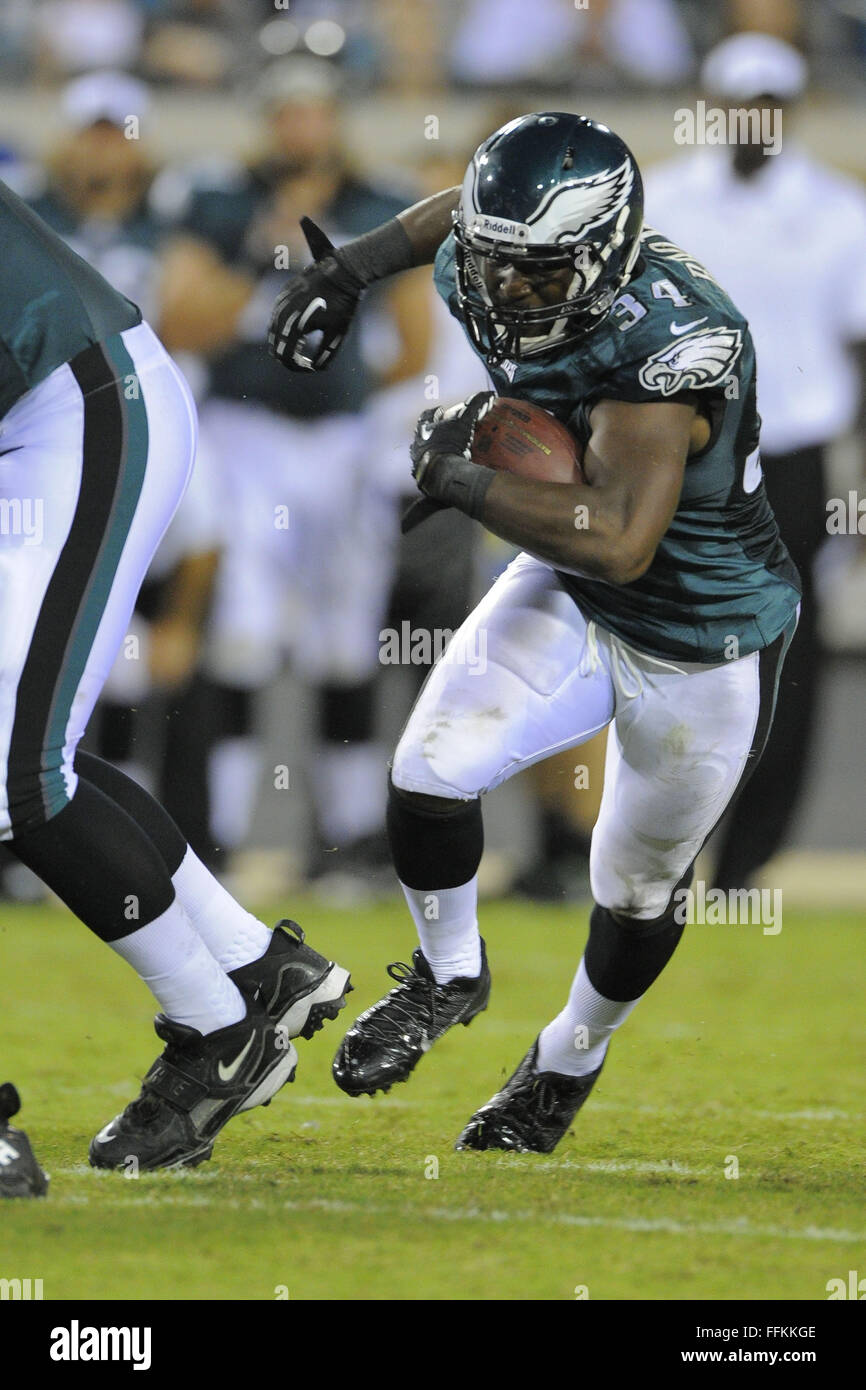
top-left (361, 960), bottom-right (437, 1043)
top-left (533, 1076), bottom-right (560, 1119)
top-left (501, 1073), bottom-right (559, 1138)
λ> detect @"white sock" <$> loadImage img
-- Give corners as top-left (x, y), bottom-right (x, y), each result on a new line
top-left (110, 899), bottom-right (247, 1034)
top-left (172, 845), bottom-right (272, 972)
top-left (208, 736), bottom-right (261, 850)
top-left (401, 877), bottom-right (482, 984)
top-left (537, 958), bottom-right (640, 1077)
top-left (313, 743), bottom-right (387, 845)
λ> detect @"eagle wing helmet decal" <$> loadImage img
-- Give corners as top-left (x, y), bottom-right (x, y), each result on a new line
top-left (639, 326), bottom-right (743, 397)
top-left (535, 159), bottom-right (635, 241)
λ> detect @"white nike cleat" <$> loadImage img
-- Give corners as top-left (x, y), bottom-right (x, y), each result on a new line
top-left (89, 1001), bottom-right (297, 1171)
top-left (228, 920), bottom-right (352, 1042)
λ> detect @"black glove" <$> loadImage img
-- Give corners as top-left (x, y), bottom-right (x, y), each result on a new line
top-left (409, 391), bottom-right (495, 479)
top-left (402, 392), bottom-right (496, 531)
top-left (0, 1083), bottom-right (49, 1199)
top-left (268, 217), bottom-right (364, 372)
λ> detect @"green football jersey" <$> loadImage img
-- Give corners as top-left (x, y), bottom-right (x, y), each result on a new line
top-left (0, 179), bottom-right (141, 420)
top-left (433, 226), bottom-right (801, 663)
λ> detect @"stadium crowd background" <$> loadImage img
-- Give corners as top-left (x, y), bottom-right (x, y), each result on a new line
top-left (0, 0), bottom-right (863, 909)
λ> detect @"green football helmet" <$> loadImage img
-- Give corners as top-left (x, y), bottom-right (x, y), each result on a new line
top-left (454, 112), bottom-right (644, 363)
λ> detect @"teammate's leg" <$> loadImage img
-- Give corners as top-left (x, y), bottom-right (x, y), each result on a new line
top-left (73, 750), bottom-right (270, 971)
top-left (73, 747), bottom-right (350, 1038)
top-left (0, 327), bottom-right (304, 1167)
top-left (11, 777), bottom-right (246, 1033)
top-left (0, 327), bottom-right (247, 1030)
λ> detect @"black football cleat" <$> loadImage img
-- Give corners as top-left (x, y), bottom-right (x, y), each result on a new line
top-left (0, 1083), bottom-right (49, 1198)
top-left (229, 920), bottom-right (351, 1041)
top-left (333, 943), bottom-right (490, 1096)
top-left (89, 1000), bottom-right (297, 1172)
top-left (455, 1041), bottom-right (605, 1153)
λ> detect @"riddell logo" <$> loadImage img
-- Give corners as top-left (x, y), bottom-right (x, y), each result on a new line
top-left (474, 215), bottom-right (528, 240)
top-left (50, 1321), bottom-right (152, 1371)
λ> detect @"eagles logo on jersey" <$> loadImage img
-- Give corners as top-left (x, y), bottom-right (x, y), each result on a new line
top-left (639, 325), bottom-right (743, 397)
top-left (453, 112), bottom-right (645, 362)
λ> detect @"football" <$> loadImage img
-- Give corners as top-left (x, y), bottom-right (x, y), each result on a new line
top-left (473, 397), bottom-right (585, 483)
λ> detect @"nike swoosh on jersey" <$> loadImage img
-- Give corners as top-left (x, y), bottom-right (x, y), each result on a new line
top-left (217, 1032), bottom-right (256, 1082)
top-left (743, 445), bottom-right (763, 494)
top-left (670, 317), bottom-right (709, 336)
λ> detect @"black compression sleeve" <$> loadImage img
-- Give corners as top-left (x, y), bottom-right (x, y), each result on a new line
top-left (337, 218), bottom-right (415, 286)
top-left (420, 453), bottom-right (496, 520)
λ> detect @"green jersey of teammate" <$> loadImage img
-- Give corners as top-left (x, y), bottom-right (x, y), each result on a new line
top-left (434, 225), bottom-right (801, 664)
top-left (0, 179), bottom-right (141, 420)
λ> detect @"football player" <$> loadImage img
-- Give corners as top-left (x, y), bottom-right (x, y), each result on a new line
top-left (0, 176), bottom-right (350, 1171)
top-left (159, 56), bottom-right (433, 880)
top-left (268, 113), bottom-right (801, 1153)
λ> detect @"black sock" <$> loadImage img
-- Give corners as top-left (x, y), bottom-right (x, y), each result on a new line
top-left (9, 778), bottom-right (175, 942)
top-left (387, 780), bottom-right (483, 889)
top-left (74, 750), bottom-right (188, 876)
top-left (584, 880), bottom-right (691, 1003)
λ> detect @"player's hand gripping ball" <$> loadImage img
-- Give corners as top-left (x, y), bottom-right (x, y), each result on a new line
top-left (409, 391), bottom-right (496, 490)
top-left (402, 394), bottom-right (584, 532)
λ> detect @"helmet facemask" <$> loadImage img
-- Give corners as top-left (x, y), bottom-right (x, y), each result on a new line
top-left (454, 203), bottom-right (640, 364)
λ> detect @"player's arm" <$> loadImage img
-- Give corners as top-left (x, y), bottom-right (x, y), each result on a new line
top-left (413, 396), bottom-right (695, 586)
top-left (483, 398), bottom-right (694, 583)
top-left (397, 187), bottom-right (462, 263)
top-left (268, 187), bottom-right (459, 371)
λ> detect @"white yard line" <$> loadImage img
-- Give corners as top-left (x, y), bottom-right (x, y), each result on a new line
top-left (32, 1189), bottom-right (866, 1244)
top-left (492, 1157), bottom-right (719, 1177)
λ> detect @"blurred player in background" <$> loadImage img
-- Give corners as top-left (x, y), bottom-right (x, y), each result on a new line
top-left (159, 56), bottom-right (433, 880)
top-left (0, 170), bottom-right (349, 1172)
top-left (644, 32), bottom-right (866, 889)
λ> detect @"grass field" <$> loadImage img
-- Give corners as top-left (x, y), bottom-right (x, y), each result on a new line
top-left (1, 896), bottom-right (863, 1301)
